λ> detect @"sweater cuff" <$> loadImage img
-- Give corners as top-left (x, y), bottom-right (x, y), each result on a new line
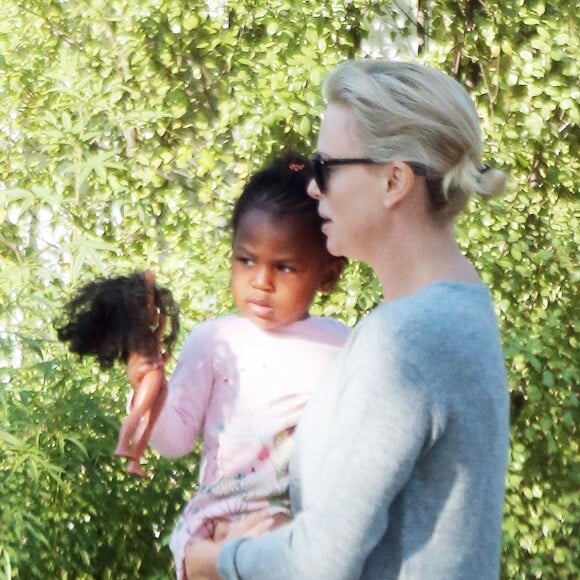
top-left (217, 538), bottom-right (249, 579)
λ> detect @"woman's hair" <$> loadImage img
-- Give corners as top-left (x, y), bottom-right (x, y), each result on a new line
top-left (232, 152), bottom-right (325, 245)
top-left (323, 60), bottom-right (507, 219)
top-left (56, 272), bottom-right (179, 368)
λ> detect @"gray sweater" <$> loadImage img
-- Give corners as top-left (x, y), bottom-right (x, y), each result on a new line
top-left (219, 282), bottom-right (510, 579)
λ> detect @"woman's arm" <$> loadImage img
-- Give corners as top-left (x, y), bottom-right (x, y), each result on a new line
top-left (217, 319), bottom-right (434, 579)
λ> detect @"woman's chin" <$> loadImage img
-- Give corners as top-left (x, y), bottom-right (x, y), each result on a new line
top-left (325, 237), bottom-right (343, 258)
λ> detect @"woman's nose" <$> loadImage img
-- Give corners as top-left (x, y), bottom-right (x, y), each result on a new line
top-left (307, 177), bottom-right (322, 200)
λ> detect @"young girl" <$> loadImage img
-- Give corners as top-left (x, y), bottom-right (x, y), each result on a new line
top-left (140, 153), bottom-right (349, 579)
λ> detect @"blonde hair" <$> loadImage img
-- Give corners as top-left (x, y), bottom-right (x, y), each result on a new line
top-left (323, 60), bottom-right (507, 219)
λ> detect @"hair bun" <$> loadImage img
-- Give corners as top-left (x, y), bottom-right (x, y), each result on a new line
top-left (477, 166), bottom-right (508, 199)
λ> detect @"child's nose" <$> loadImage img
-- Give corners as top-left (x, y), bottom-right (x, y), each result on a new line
top-left (252, 266), bottom-right (274, 291)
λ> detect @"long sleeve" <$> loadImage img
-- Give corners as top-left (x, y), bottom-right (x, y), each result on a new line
top-left (218, 314), bottom-right (435, 579)
top-left (218, 283), bottom-right (509, 580)
top-left (148, 323), bottom-right (215, 458)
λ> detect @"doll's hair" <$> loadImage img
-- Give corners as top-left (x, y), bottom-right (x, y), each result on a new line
top-left (56, 272), bottom-right (179, 368)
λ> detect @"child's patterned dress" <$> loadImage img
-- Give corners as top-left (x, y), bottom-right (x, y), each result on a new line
top-left (149, 314), bottom-right (350, 579)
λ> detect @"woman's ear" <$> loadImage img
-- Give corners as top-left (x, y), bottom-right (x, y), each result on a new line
top-left (382, 162), bottom-right (415, 210)
top-left (319, 257), bottom-right (346, 292)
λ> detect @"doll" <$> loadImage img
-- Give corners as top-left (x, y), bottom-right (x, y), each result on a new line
top-left (56, 269), bottom-right (179, 477)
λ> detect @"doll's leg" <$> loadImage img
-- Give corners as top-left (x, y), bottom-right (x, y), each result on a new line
top-left (114, 368), bottom-right (165, 458)
top-left (126, 460), bottom-right (148, 478)
top-left (125, 414), bottom-right (152, 476)
top-left (126, 384), bottom-right (167, 477)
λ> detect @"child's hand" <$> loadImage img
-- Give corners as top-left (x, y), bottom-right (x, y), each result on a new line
top-left (184, 513), bottom-right (283, 580)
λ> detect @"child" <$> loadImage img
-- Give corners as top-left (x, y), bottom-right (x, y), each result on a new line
top-left (56, 269), bottom-right (179, 477)
top-left (142, 153), bottom-right (350, 579)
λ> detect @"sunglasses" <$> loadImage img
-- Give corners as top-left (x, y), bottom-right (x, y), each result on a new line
top-left (310, 153), bottom-right (429, 193)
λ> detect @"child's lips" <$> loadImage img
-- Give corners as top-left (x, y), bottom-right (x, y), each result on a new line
top-left (247, 299), bottom-right (274, 318)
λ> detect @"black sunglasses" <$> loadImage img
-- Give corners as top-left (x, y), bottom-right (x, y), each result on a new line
top-left (310, 153), bottom-right (429, 192)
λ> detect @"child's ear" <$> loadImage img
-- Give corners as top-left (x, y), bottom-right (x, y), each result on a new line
top-left (319, 257), bottom-right (346, 292)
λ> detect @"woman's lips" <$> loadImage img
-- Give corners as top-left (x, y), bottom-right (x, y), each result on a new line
top-left (319, 211), bottom-right (331, 235)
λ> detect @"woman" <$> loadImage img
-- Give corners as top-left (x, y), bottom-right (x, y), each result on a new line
top-left (186, 59), bottom-right (510, 580)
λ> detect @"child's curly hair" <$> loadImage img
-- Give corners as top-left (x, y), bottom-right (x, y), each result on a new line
top-left (56, 272), bottom-right (179, 368)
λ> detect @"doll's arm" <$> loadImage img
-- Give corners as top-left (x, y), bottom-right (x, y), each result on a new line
top-left (144, 268), bottom-right (170, 359)
top-left (124, 369), bottom-right (168, 476)
top-left (156, 311), bottom-right (171, 364)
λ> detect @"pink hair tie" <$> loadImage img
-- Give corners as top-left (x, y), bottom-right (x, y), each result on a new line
top-left (289, 161), bottom-right (305, 172)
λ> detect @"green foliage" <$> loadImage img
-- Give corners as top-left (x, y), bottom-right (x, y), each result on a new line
top-left (0, 0), bottom-right (577, 577)
top-left (1, 359), bottom-right (194, 578)
top-left (0, 0), bottom-right (381, 576)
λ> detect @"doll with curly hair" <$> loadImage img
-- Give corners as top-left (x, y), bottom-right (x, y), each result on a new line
top-left (56, 269), bottom-right (179, 477)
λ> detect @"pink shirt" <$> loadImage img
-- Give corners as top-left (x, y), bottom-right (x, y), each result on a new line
top-left (149, 314), bottom-right (349, 577)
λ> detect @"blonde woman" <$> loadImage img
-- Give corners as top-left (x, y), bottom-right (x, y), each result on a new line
top-left (187, 60), bottom-right (510, 580)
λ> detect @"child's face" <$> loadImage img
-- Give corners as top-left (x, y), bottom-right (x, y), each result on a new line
top-left (231, 208), bottom-right (334, 331)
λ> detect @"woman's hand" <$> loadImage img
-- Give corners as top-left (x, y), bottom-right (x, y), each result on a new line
top-left (185, 511), bottom-right (282, 579)
top-left (185, 540), bottom-right (221, 580)
top-left (219, 511), bottom-right (288, 541)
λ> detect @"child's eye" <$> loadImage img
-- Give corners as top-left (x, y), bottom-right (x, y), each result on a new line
top-left (277, 264), bottom-right (295, 273)
top-left (235, 256), bottom-right (254, 266)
